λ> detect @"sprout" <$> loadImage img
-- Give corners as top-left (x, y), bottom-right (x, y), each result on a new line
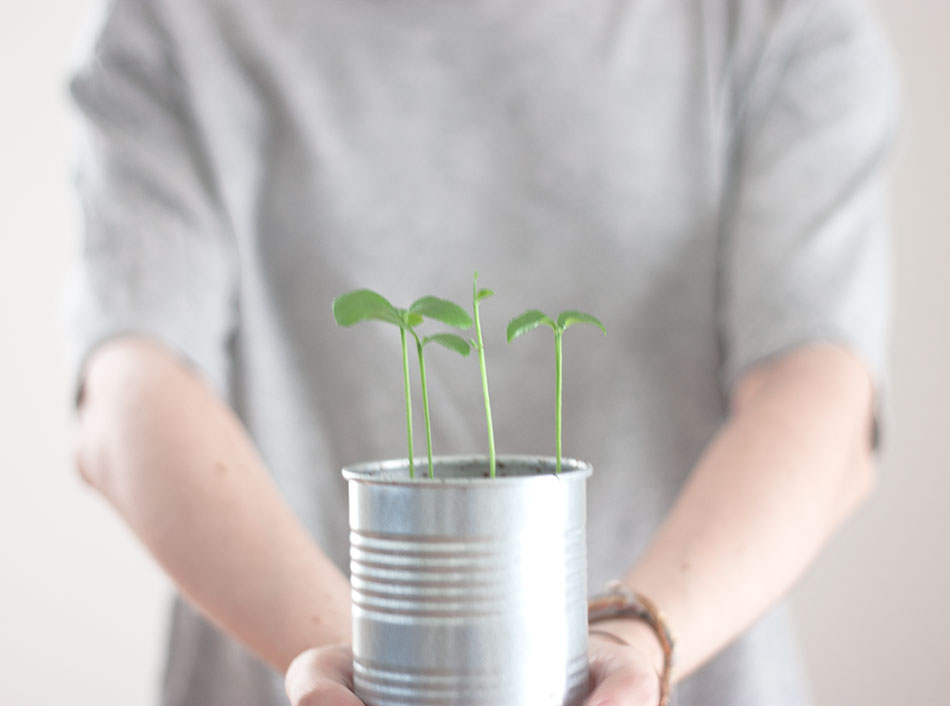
top-left (471, 273), bottom-right (497, 477)
top-left (506, 310), bottom-right (605, 473)
top-left (332, 290), bottom-right (472, 478)
top-left (335, 281), bottom-right (605, 479)
top-left (407, 296), bottom-right (473, 477)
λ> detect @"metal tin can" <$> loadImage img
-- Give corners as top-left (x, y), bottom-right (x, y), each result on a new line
top-left (343, 455), bottom-right (592, 706)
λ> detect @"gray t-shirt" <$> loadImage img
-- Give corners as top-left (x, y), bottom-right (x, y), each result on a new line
top-left (67, 1), bottom-right (896, 704)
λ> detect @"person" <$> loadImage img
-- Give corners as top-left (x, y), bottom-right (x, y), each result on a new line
top-left (67, 0), bottom-right (897, 705)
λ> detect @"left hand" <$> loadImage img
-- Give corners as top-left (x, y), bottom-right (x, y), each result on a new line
top-left (584, 627), bottom-right (664, 706)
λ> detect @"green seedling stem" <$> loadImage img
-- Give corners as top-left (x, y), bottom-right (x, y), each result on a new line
top-left (554, 328), bottom-right (562, 474)
top-left (472, 273), bottom-right (497, 477)
top-left (412, 330), bottom-right (473, 477)
top-left (400, 327), bottom-right (415, 478)
top-left (506, 309), bottom-right (605, 473)
top-left (415, 337), bottom-right (434, 478)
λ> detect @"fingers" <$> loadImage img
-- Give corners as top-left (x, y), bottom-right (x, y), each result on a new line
top-left (585, 642), bottom-right (661, 706)
top-left (285, 645), bottom-right (364, 706)
top-left (285, 641), bottom-right (659, 706)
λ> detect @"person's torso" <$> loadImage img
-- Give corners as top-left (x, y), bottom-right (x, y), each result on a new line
top-left (153, 2), bottom-right (810, 704)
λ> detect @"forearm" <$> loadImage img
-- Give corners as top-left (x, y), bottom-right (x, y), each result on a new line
top-left (608, 345), bottom-right (876, 679)
top-left (76, 338), bottom-right (351, 672)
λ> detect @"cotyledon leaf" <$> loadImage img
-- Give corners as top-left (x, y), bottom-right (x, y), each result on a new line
top-left (423, 333), bottom-right (472, 356)
top-left (410, 296), bottom-right (473, 329)
top-left (556, 310), bottom-right (606, 335)
top-left (332, 289), bottom-right (401, 327)
top-left (506, 309), bottom-right (557, 342)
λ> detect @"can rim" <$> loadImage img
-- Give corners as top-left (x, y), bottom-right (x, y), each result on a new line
top-left (342, 454), bottom-right (593, 485)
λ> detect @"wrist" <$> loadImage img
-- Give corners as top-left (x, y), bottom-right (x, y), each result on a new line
top-left (590, 617), bottom-right (666, 677)
top-left (588, 582), bottom-right (676, 705)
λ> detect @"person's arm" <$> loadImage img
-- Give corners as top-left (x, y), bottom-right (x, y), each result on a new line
top-left (585, 344), bottom-right (876, 701)
top-left (580, 0), bottom-right (899, 694)
top-left (76, 337), bottom-right (352, 672)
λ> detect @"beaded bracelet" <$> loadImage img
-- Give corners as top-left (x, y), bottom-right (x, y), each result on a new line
top-left (587, 581), bottom-right (676, 706)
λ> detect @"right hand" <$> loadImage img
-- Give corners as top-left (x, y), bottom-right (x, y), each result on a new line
top-left (285, 644), bottom-right (365, 706)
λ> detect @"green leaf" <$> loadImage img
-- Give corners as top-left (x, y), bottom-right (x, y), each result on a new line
top-left (557, 310), bottom-right (606, 335)
top-left (506, 310), bottom-right (557, 342)
top-left (423, 333), bottom-right (472, 356)
top-left (332, 289), bottom-right (401, 327)
top-left (410, 296), bottom-right (473, 329)
top-left (476, 288), bottom-right (495, 301)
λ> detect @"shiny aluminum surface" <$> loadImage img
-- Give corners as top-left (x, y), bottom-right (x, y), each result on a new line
top-left (344, 456), bottom-right (592, 706)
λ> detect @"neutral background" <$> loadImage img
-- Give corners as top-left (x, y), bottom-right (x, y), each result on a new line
top-left (0, 1), bottom-right (946, 704)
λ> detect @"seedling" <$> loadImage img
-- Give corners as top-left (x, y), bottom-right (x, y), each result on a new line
top-left (332, 290), bottom-right (472, 478)
top-left (471, 273), bottom-right (497, 477)
top-left (506, 310), bottom-right (606, 473)
top-left (411, 297), bottom-right (473, 477)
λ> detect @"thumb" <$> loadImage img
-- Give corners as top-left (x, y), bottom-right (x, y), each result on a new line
top-left (585, 649), bottom-right (660, 706)
top-left (285, 646), bottom-right (364, 706)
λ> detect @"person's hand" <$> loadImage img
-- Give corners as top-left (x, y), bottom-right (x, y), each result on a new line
top-left (584, 624), bottom-right (664, 706)
top-left (285, 644), bottom-right (363, 706)
top-left (285, 629), bottom-right (664, 706)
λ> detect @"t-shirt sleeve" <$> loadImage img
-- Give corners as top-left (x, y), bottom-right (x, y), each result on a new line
top-left (66, 0), bottom-right (238, 395)
top-left (719, 1), bottom-right (899, 407)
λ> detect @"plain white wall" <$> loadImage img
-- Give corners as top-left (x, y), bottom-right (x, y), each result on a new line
top-left (0, 2), bottom-right (169, 703)
top-left (790, 2), bottom-right (950, 704)
top-left (0, 1), bottom-right (945, 704)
